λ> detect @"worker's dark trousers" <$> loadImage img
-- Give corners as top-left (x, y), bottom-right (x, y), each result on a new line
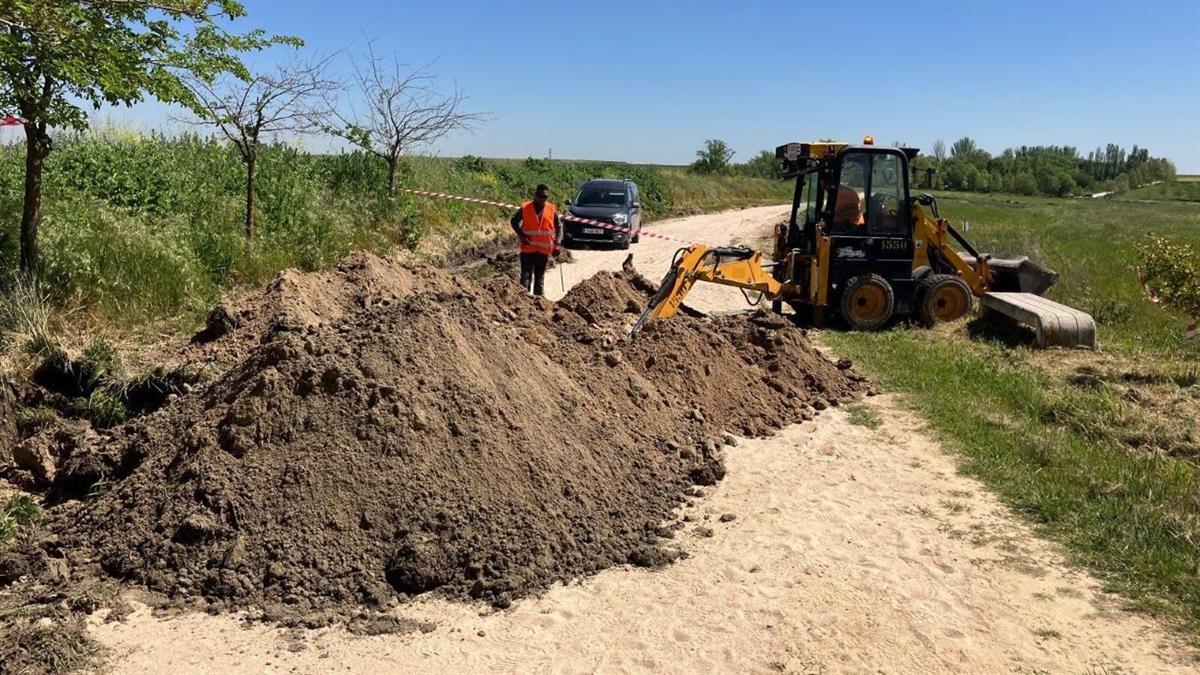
top-left (519, 252), bottom-right (549, 296)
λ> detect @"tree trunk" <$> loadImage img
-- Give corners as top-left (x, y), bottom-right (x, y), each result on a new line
top-left (19, 123), bottom-right (50, 282)
top-left (244, 153), bottom-right (256, 238)
top-left (387, 157), bottom-right (398, 199)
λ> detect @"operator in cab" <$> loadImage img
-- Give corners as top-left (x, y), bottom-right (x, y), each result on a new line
top-left (510, 183), bottom-right (563, 297)
top-left (833, 155), bottom-right (868, 227)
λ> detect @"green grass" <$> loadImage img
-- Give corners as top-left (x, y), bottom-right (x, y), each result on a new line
top-left (825, 190), bottom-right (1200, 634)
top-left (927, 190), bottom-right (1200, 355)
top-left (1, 494), bottom-right (41, 546)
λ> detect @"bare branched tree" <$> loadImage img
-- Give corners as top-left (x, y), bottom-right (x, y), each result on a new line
top-left (180, 54), bottom-right (341, 237)
top-left (331, 44), bottom-right (488, 198)
top-left (931, 139), bottom-right (947, 162)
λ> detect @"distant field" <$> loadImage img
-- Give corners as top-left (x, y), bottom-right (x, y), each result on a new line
top-left (1177, 175), bottom-right (1200, 182)
top-left (1113, 181), bottom-right (1200, 202)
top-left (827, 189), bottom-right (1200, 632)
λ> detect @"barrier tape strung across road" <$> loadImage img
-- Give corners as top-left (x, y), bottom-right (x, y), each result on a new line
top-left (400, 188), bottom-right (699, 246)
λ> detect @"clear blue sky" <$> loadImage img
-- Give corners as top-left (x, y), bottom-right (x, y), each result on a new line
top-left (84, 0), bottom-right (1200, 172)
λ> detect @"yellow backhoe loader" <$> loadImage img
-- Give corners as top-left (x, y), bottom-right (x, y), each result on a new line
top-left (631, 138), bottom-right (1095, 348)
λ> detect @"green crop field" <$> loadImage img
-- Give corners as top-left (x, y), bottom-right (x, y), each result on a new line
top-left (826, 190), bottom-right (1200, 634)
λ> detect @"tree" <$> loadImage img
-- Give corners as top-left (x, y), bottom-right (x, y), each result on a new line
top-left (0, 0), bottom-right (288, 281)
top-left (181, 54), bottom-right (339, 237)
top-left (950, 137), bottom-right (978, 160)
top-left (931, 139), bottom-right (947, 162)
top-left (330, 44), bottom-right (487, 198)
top-left (736, 149), bottom-right (777, 178)
top-left (691, 139), bottom-right (734, 174)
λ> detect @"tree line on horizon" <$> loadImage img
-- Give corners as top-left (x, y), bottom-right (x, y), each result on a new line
top-left (691, 137), bottom-right (1177, 199)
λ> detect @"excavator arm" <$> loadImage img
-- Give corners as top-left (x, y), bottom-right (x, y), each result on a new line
top-left (628, 245), bottom-right (784, 339)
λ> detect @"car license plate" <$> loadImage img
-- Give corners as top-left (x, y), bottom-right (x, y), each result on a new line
top-left (583, 227), bottom-right (604, 234)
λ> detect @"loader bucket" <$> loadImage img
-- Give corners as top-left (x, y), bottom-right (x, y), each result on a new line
top-left (987, 256), bottom-right (1060, 295)
top-left (963, 256), bottom-right (1095, 348)
top-left (961, 255), bottom-right (1059, 296)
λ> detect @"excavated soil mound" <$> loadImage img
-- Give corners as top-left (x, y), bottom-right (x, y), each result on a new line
top-left (188, 251), bottom-right (459, 368)
top-left (41, 256), bottom-right (865, 618)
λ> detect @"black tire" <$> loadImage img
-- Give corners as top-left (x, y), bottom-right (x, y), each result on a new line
top-left (632, 228), bottom-right (640, 244)
top-left (618, 237), bottom-right (631, 250)
top-left (839, 274), bottom-right (895, 331)
top-left (916, 274), bottom-right (973, 326)
top-left (771, 299), bottom-right (784, 314)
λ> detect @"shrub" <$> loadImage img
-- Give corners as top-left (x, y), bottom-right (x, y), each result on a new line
top-left (1136, 236), bottom-right (1200, 318)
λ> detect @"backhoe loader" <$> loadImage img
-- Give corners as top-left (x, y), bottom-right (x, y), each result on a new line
top-left (631, 138), bottom-right (1095, 348)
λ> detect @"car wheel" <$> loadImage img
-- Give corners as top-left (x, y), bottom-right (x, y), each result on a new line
top-left (632, 228), bottom-right (640, 244)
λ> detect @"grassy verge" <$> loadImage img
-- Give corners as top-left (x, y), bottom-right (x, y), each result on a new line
top-left (825, 190), bottom-right (1200, 633)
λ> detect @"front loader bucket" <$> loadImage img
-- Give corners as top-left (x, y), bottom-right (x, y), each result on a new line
top-left (960, 255), bottom-right (1094, 348)
top-left (988, 256), bottom-right (1060, 295)
top-left (961, 255), bottom-right (1059, 295)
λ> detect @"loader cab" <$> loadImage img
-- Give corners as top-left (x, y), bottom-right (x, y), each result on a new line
top-left (824, 146), bottom-right (912, 236)
top-left (820, 145), bottom-right (922, 314)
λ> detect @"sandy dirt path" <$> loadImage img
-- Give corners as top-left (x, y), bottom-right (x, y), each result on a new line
top-left (89, 206), bottom-right (1194, 673)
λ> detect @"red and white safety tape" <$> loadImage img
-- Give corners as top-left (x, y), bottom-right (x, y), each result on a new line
top-left (1138, 270), bottom-right (1197, 342)
top-left (1, 115), bottom-right (27, 126)
top-left (400, 187), bottom-right (698, 246)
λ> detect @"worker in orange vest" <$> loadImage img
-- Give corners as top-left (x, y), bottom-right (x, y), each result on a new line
top-left (509, 183), bottom-right (562, 296)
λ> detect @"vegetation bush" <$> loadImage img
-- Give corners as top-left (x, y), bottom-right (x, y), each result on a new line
top-left (1136, 236), bottom-right (1200, 319)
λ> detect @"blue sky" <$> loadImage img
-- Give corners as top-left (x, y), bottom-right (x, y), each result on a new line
top-left (42, 0), bottom-right (1200, 171)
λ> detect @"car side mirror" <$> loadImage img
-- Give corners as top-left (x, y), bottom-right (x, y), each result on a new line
top-left (631, 201), bottom-right (640, 209)
top-left (564, 199), bottom-right (572, 206)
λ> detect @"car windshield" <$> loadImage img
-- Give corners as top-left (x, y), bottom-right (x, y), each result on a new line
top-left (574, 187), bottom-right (627, 207)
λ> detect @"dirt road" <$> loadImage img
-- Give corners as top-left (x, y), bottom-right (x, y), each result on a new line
top-left (90, 206), bottom-right (1193, 673)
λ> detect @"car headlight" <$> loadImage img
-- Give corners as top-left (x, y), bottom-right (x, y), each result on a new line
top-left (612, 213), bottom-right (628, 226)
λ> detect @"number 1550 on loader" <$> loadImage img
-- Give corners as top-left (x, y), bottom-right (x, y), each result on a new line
top-left (631, 137), bottom-right (1095, 349)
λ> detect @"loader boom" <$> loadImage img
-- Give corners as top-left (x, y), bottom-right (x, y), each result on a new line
top-left (629, 245), bottom-right (785, 338)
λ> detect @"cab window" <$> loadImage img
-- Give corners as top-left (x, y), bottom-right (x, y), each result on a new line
top-left (803, 171), bottom-right (820, 225)
top-left (831, 152), bottom-right (869, 230)
top-left (867, 153), bottom-right (906, 235)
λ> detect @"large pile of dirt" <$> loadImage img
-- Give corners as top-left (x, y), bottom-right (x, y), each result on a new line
top-left (33, 255), bottom-right (864, 618)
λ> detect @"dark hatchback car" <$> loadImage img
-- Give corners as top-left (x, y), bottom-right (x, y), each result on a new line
top-left (562, 178), bottom-right (642, 249)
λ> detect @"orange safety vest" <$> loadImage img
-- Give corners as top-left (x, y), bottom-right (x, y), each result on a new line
top-left (519, 201), bottom-right (557, 255)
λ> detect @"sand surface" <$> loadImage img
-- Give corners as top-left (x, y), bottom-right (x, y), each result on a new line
top-left (88, 205), bottom-right (1194, 673)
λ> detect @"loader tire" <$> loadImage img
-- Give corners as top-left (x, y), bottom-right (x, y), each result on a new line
top-left (917, 274), bottom-right (973, 326)
top-left (840, 274), bottom-right (895, 331)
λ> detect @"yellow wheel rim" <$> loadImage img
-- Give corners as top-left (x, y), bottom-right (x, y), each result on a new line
top-left (849, 284), bottom-right (888, 321)
top-left (931, 283), bottom-right (969, 322)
